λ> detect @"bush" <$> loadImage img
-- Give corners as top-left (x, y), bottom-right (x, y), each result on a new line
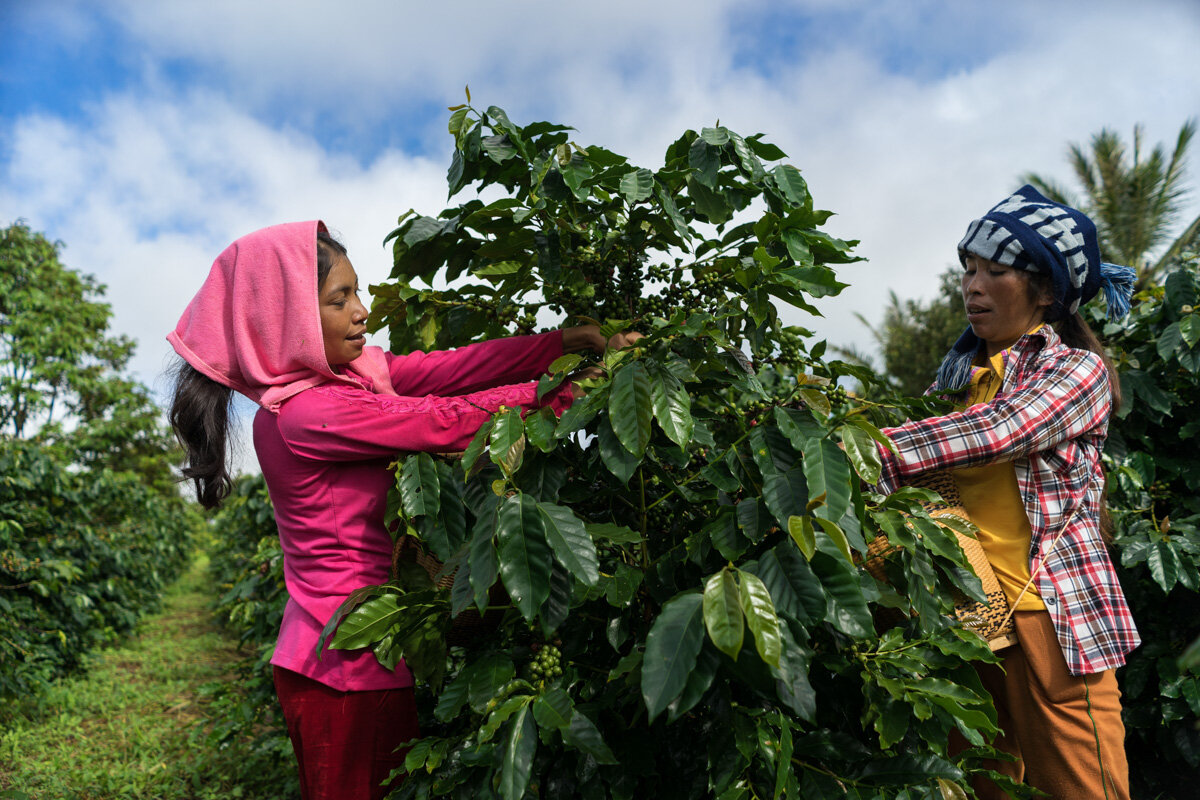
top-left (196, 475), bottom-right (298, 799)
top-left (0, 439), bottom-right (197, 706)
top-left (321, 103), bottom-right (1018, 798)
top-left (1103, 258), bottom-right (1200, 798)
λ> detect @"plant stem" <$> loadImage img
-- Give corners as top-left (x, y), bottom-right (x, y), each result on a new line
top-left (645, 429), bottom-right (754, 511)
top-left (639, 470), bottom-right (651, 569)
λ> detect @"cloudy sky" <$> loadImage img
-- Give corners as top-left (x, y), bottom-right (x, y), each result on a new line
top-left (3, 0), bottom-right (1198, 472)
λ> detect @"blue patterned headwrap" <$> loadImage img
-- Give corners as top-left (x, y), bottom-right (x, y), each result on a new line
top-left (934, 185), bottom-right (1137, 393)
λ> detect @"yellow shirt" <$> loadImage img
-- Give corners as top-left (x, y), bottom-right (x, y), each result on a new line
top-left (952, 347), bottom-right (1044, 611)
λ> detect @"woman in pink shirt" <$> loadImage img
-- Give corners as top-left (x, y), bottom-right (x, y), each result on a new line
top-left (167, 221), bottom-right (626, 799)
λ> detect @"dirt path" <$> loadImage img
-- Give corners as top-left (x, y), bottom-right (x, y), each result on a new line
top-left (0, 556), bottom-right (258, 799)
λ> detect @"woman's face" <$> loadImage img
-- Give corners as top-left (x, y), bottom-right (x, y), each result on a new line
top-left (961, 254), bottom-right (1051, 356)
top-left (319, 255), bottom-right (369, 366)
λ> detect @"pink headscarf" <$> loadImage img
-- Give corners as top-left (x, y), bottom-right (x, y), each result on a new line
top-left (168, 220), bottom-right (397, 413)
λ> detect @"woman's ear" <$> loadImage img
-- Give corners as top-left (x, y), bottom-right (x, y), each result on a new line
top-left (1029, 275), bottom-right (1054, 310)
top-left (1037, 284), bottom-right (1054, 309)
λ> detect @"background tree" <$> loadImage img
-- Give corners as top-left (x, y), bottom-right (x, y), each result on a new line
top-left (0, 221), bottom-right (179, 493)
top-left (1, 224), bottom-right (198, 703)
top-left (1023, 120), bottom-right (1199, 287)
top-left (857, 121), bottom-right (1200, 390)
top-left (854, 266), bottom-right (965, 397)
top-left (0, 222), bottom-right (129, 437)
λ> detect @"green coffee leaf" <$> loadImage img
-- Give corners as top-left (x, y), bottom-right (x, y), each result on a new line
top-left (642, 592), bottom-right (705, 722)
top-left (619, 168), bottom-right (654, 204)
top-left (562, 710), bottom-right (618, 764)
top-left (496, 493), bottom-right (552, 622)
top-left (688, 137), bottom-right (721, 188)
top-left (555, 384), bottom-right (608, 437)
top-left (839, 423), bottom-right (882, 486)
top-left (771, 164), bottom-right (809, 207)
top-left (399, 452), bottom-right (441, 519)
top-left (598, 417), bottom-right (640, 485)
top-left (703, 568), bottom-right (745, 660)
top-left (802, 437), bottom-right (852, 523)
top-left (737, 569), bottom-right (782, 668)
top-left (499, 705), bottom-right (537, 800)
top-left (489, 407), bottom-right (527, 477)
top-left (813, 517), bottom-right (854, 565)
top-left (524, 407), bottom-right (558, 453)
top-left (650, 366), bottom-right (694, 449)
top-left (328, 593), bottom-right (404, 650)
top-left (461, 417), bottom-right (494, 475)
top-left (787, 515), bottom-right (816, 561)
top-left (810, 552), bottom-right (873, 639)
top-left (750, 542), bottom-right (826, 624)
top-left (610, 361), bottom-right (653, 457)
top-left (586, 522), bottom-right (643, 543)
top-left (532, 687), bottom-right (574, 730)
top-left (538, 501), bottom-right (600, 587)
top-left (469, 513), bottom-right (499, 613)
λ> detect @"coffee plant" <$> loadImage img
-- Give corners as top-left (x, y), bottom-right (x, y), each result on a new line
top-left (1101, 257), bottom-right (1200, 798)
top-left (322, 99), bottom-right (1028, 799)
top-left (0, 439), bottom-right (197, 707)
top-left (196, 474), bottom-right (299, 799)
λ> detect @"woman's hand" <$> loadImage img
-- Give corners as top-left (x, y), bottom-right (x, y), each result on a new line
top-left (562, 324), bottom-right (643, 354)
top-left (606, 330), bottom-right (643, 350)
top-left (561, 326), bottom-right (645, 398)
top-left (569, 366), bottom-right (605, 399)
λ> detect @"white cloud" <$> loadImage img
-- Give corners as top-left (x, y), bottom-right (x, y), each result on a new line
top-left (0, 89), bottom-right (449, 472)
top-left (3, 0), bottom-right (1199, 472)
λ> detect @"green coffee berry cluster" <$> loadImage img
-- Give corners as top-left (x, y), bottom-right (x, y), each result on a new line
top-left (633, 268), bottom-right (730, 320)
top-left (740, 399), bottom-right (773, 414)
top-left (826, 384), bottom-right (849, 405)
top-left (636, 292), bottom-right (675, 318)
top-left (528, 643), bottom-right (564, 680)
top-left (644, 262), bottom-right (680, 282)
top-left (542, 240), bottom-right (649, 319)
top-left (645, 502), bottom-right (673, 533)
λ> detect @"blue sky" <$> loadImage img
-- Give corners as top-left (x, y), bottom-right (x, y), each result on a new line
top-left (3, 0), bottom-right (1199, 472)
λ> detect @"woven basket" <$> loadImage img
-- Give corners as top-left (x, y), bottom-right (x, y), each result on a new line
top-left (866, 471), bottom-right (1017, 652)
top-left (392, 535), bottom-right (505, 648)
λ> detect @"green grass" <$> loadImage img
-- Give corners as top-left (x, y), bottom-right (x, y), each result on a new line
top-left (0, 555), bottom-right (289, 800)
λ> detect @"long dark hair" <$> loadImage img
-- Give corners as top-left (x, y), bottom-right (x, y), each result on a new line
top-left (169, 230), bottom-right (347, 509)
top-left (169, 362), bottom-right (234, 509)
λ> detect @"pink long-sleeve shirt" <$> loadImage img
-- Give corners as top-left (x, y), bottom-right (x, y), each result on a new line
top-left (255, 331), bottom-right (572, 691)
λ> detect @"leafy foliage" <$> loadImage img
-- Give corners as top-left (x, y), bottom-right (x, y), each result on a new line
top-left (322, 101), bottom-right (1021, 798)
top-left (0, 221), bottom-right (181, 495)
top-left (196, 475), bottom-right (299, 799)
top-left (1100, 257), bottom-right (1200, 798)
top-left (0, 222), bottom-right (129, 436)
top-left (854, 268), bottom-right (965, 397)
top-left (0, 439), bottom-right (198, 706)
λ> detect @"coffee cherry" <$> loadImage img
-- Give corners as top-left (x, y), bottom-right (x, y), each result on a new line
top-left (526, 643), bottom-right (564, 681)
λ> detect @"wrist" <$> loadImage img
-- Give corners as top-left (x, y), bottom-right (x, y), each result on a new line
top-left (562, 324), bottom-right (604, 354)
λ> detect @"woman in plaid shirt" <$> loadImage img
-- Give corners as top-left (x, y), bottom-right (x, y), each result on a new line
top-left (875, 186), bottom-right (1139, 800)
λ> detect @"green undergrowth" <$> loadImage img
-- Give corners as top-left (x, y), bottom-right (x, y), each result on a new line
top-left (0, 554), bottom-right (288, 800)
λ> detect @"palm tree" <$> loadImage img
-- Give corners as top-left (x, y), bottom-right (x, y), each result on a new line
top-left (1022, 120), bottom-right (1199, 287)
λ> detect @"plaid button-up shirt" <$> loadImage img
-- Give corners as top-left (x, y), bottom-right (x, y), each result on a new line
top-left (876, 326), bottom-right (1140, 675)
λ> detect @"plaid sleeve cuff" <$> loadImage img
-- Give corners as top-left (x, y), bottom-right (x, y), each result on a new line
top-left (874, 431), bottom-right (903, 494)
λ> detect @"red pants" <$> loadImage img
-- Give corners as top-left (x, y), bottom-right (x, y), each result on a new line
top-left (273, 666), bottom-right (420, 800)
top-left (965, 612), bottom-right (1130, 800)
